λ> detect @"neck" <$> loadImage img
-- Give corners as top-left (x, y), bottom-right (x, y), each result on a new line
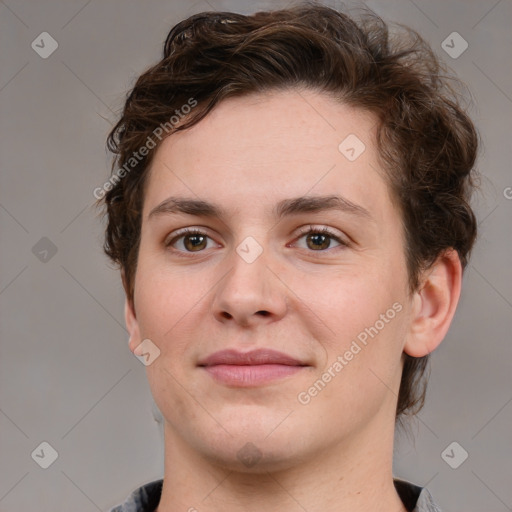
top-left (155, 414), bottom-right (408, 512)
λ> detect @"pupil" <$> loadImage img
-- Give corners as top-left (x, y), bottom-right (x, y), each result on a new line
top-left (186, 235), bottom-right (206, 250)
top-left (309, 233), bottom-right (329, 250)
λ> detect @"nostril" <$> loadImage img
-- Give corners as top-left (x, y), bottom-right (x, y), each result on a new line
top-left (257, 310), bottom-right (270, 316)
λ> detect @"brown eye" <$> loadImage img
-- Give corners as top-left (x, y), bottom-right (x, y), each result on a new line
top-left (182, 234), bottom-right (207, 251)
top-left (305, 232), bottom-right (332, 250)
top-left (294, 226), bottom-right (347, 252)
top-left (166, 228), bottom-right (216, 254)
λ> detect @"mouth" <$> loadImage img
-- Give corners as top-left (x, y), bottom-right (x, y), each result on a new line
top-left (197, 348), bottom-right (309, 387)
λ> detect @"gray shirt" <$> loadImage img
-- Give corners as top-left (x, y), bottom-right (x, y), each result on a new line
top-left (110, 478), bottom-right (442, 511)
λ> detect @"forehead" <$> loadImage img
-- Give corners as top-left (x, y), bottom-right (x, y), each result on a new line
top-left (143, 89), bottom-right (392, 221)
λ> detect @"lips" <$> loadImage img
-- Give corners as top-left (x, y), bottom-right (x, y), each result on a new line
top-left (198, 349), bottom-right (305, 367)
top-left (198, 349), bottom-right (308, 387)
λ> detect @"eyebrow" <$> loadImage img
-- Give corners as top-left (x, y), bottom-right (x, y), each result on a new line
top-left (147, 194), bottom-right (373, 222)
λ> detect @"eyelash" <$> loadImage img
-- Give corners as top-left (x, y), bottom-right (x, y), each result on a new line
top-left (164, 225), bottom-right (348, 257)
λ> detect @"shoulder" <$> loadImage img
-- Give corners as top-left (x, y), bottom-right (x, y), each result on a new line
top-left (393, 478), bottom-right (443, 512)
top-left (109, 479), bottom-right (163, 512)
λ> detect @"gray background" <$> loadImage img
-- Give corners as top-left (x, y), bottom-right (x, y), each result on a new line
top-left (1, 0), bottom-right (511, 510)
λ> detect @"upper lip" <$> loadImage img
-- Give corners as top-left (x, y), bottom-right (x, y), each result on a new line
top-left (198, 349), bottom-right (306, 367)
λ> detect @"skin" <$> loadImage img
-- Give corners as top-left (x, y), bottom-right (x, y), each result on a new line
top-left (124, 89), bottom-right (462, 512)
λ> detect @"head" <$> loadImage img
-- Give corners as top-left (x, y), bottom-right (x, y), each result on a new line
top-left (98, 4), bottom-right (478, 466)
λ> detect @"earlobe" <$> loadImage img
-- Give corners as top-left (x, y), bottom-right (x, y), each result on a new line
top-left (403, 249), bottom-right (462, 358)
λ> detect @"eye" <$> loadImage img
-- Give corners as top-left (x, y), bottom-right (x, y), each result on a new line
top-left (292, 225), bottom-right (348, 252)
top-left (165, 228), bottom-right (218, 254)
top-left (164, 225), bottom-right (348, 257)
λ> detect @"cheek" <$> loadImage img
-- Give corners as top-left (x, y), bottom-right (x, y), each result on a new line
top-left (289, 265), bottom-right (400, 345)
top-left (134, 259), bottom-right (204, 340)
top-left (293, 264), bottom-right (408, 388)
top-left (305, 314), bottom-right (407, 427)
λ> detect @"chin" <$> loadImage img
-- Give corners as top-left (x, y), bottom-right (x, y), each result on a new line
top-left (205, 440), bottom-right (307, 474)
top-left (189, 420), bottom-right (310, 474)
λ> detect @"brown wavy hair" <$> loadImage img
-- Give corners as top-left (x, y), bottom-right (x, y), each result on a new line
top-left (98, 3), bottom-right (479, 422)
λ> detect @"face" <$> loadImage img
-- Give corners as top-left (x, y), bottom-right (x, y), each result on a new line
top-left (126, 89), bottom-right (415, 471)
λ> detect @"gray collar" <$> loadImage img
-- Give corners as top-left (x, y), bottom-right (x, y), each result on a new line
top-left (110, 477), bottom-right (442, 512)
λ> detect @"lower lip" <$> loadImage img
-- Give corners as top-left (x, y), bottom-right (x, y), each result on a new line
top-left (202, 364), bottom-right (305, 387)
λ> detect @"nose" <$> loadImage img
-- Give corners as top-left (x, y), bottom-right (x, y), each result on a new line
top-left (211, 244), bottom-right (288, 327)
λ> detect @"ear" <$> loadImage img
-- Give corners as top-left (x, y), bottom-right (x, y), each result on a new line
top-left (403, 249), bottom-right (462, 357)
top-left (125, 297), bottom-right (142, 353)
top-left (121, 268), bottom-right (141, 353)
